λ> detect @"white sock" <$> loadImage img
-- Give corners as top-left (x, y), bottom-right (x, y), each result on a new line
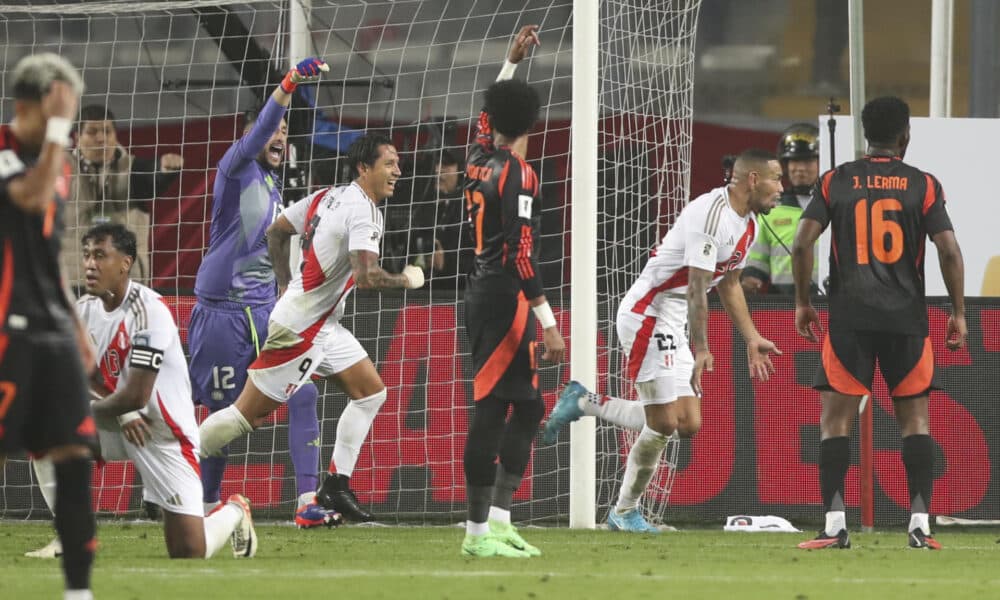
top-left (32, 457), bottom-right (57, 515)
top-left (198, 405), bottom-right (251, 458)
top-left (908, 512), bottom-right (930, 535)
top-left (824, 510), bottom-right (846, 536)
top-left (298, 491), bottom-right (316, 509)
top-left (64, 590), bottom-right (93, 600)
top-left (615, 425), bottom-right (670, 514)
top-left (466, 520), bottom-right (489, 536)
top-left (489, 506), bottom-right (511, 524)
top-left (332, 389), bottom-right (387, 477)
top-left (581, 394), bottom-right (645, 431)
top-left (203, 503), bottom-right (242, 558)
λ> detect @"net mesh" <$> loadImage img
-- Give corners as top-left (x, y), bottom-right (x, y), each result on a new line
top-left (0, 0), bottom-right (706, 525)
top-left (594, 0), bottom-right (701, 526)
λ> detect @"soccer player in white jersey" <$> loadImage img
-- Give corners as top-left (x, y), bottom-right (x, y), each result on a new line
top-left (545, 149), bottom-right (784, 531)
top-left (197, 133), bottom-right (424, 522)
top-left (29, 224), bottom-right (257, 559)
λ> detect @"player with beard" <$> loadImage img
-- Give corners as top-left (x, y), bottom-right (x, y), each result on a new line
top-left (545, 150), bottom-right (783, 532)
top-left (187, 58), bottom-right (336, 526)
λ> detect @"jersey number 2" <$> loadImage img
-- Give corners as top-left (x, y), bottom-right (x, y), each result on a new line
top-left (854, 197), bottom-right (903, 265)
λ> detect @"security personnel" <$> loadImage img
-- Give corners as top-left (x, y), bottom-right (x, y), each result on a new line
top-left (742, 123), bottom-right (821, 294)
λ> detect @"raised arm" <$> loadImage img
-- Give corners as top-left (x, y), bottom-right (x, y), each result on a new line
top-left (219, 57), bottom-right (328, 176)
top-left (5, 81), bottom-right (77, 214)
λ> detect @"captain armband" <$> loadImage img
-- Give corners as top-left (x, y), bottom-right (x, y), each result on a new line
top-left (129, 345), bottom-right (164, 372)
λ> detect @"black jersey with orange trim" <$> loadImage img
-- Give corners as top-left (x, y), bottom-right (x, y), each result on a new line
top-left (0, 124), bottom-right (74, 334)
top-left (803, 155), bottom-right (953, 335)
top-left (464, 111), bottom-right (544, 299)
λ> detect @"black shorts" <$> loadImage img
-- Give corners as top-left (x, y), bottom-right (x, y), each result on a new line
top-left (813, 329), bottom-right (940, 398)
top-left (0, 330), bottom-right (96, 455)
top-left (464, 289), bottom-right (537, 402)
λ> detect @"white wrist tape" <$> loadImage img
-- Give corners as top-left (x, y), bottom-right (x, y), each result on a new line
top-left (532, 301), bottom-right (557, 329)
top-left (45, 117), bottom-right (72, 146)
top-left (118, 411), bottom-right (143, 426)
top-left (496, 60), bottom-right (518, 81)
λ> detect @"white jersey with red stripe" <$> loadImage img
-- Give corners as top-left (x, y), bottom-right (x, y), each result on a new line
top-left (621, 186), bottom-right (757, 319)
top-left (76, 281), bottom-right (199, 454)
top-left (270, 182), bottom-right (383, 340)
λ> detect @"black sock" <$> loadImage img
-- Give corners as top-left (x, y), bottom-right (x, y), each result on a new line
top-left (492, 397), bottom-right (543, 511)
top-left (902, 434), bottom-right (934, 515)
top-left (464, 394), bottom-right (508, 523)
top-left (819, 436), bottom-right (850, 512)
top-left (491, 465), bottom-right (522, 513)
top-left (54, 458), bottom-right (95, 591)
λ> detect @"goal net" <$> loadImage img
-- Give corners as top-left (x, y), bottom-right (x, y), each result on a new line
top-left (0, 0), bottom-right (700, 526)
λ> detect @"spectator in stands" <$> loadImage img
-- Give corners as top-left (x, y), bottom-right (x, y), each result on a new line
top-left (408, 149), bottom-right (472, 290)
top-left (742, 123), bottom-right (820, 295)
top-left (806, 0), bottom-right (849, 96)
top-left (62, 104), bottom-right (183, 288)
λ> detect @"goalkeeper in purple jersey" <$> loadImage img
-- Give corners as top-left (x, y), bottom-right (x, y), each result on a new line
top-left (188, 57), bottom-right (337, 527)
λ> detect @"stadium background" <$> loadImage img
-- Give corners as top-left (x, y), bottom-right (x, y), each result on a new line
top-left (1, 0), bottom-right (998, 528)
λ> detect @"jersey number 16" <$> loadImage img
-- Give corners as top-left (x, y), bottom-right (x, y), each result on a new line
top-left (854, 197), bottom-right (903, 265)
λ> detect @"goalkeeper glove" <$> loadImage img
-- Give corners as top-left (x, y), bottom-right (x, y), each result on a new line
top-left (281, 57), bottom-right (329, 93)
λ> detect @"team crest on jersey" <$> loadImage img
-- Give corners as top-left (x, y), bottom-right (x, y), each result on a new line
top-left (100, 321), bottom-right (132, 389)
top-left (703, 242), bottom-right (712, 256)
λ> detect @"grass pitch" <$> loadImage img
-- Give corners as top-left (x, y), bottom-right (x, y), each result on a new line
top-left (2, 521), bottom-right (998, 599)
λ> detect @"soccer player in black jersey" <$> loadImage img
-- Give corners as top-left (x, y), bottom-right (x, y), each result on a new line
top-left (0, 54), bottom-right (97, 598)
top-left (461, 25), bottom-right (565, 558)
top-left (792, 96), bottom-right (966, 550)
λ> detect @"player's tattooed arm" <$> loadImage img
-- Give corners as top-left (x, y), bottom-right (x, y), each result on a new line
top-left (686, 267), bottom-right (713, 352)
top-left (350, 249), bottom-right (410, 290)
top-left (267, 214), bottom-right (297, 294)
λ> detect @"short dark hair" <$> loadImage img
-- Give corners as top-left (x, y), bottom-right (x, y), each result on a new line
top-left (484, 79), bottom-right (540, 139)
top-left (79, 104), bottom-right (115, 125)
top-left (347, 133), bottom-right (394, 178)
top-left (437, 148), bottom-right (460, 169)
top-left (736, 148), bottom-right (778, 165)
top-left (82, 223), bottom-right (137, 262)
top-left (862, 96), bottom-right (910, 146)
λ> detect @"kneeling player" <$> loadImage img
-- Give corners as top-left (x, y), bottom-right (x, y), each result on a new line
top-left (29, 225), bottom-right (257, 559)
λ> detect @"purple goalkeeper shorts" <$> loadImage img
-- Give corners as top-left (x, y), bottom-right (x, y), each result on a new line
top-left (188, 299), bottom-right (274, 411)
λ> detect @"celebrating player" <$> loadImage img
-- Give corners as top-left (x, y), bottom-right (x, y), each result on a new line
top-left (546, 149), bottom-right (783, 532)
top-left (0, 53), bottom-right (97, 600)
top-left (197, 133), bottom-right (424, 523)
top-left (793, 96), bottom-right (966, 550)
top-left (460, 25), bottom-right (565, 558)
top-left (32, 224), bottom-right (258, 560)
top-left (187, 57), bottom-right (331, 526)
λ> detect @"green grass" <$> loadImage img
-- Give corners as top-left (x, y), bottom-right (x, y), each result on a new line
top-left (2, 522), bottom-right (998, 599)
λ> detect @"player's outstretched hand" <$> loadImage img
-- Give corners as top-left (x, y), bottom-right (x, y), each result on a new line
top-left (747, 336), bottom-right (781, 382)
top-left (508, 25), bottom-right (541, 64)
top-left (402, 264), bottom-right (425, 289)
top-left (795, 304), bottom-right (823, 343)
top-left (159, 153), bottom-right (184, 172)
top-left (290, 57), bottom-right (329, 84)
top-left (946, 312), bottom-right (967, 350)
top-left (541, 326), bottom-right (565, 363)
top-left (690, 349), bottom-right (714, 398)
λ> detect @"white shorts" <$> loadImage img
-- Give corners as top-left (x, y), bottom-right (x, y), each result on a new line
top-left (98, 426), bottom-right (203, 517)
top-left (616, 299), bottom-right (694, 405)
top-left (248, 321), bottom-right (368, 402)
